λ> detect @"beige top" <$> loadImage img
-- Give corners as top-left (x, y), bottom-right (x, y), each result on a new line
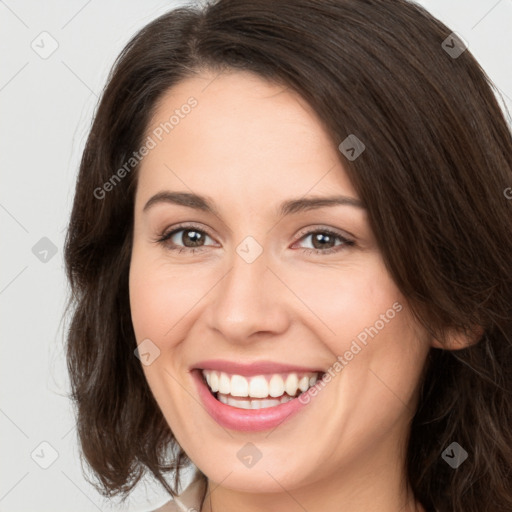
top-left (153, 470), bottom-right (206, 512)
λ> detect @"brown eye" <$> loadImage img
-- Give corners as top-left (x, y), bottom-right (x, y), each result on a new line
top-left (294, 229), bottom-right (354, 255)
top-left (174, 229), bottom-right (206, 247)
top-left (310, 232), bottom-right (337, 250)
top-left (156, 224), bottom-right (217, 253)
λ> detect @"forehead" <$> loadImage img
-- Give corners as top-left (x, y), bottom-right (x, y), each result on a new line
top-left (136, 70), bottom-right (357, 207)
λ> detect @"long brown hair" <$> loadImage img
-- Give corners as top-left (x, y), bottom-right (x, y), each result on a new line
top-left (64, 1), bottom-right (512, 510)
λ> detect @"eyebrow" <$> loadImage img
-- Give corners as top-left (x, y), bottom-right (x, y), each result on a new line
top-left (142, 191), bottom-right (365, 217)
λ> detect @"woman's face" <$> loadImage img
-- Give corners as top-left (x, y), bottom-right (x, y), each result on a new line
top-left (129, 70), bottom-right (431, 496)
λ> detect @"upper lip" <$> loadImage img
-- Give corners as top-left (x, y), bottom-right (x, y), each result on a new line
top-left (192, 359), bottom-right (325, 376)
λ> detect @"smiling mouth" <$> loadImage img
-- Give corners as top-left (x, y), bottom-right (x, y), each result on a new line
top-left (199, 369), bottom-right (324, 410)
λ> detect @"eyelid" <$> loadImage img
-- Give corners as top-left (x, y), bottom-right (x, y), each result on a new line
top-left (156, 221), bottom-right (218, 244)
top-left (293, 224), bottom-right (355, 242)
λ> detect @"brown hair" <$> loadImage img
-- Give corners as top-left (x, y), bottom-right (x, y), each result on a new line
top-left (64, 1), bottom-right (512, 510)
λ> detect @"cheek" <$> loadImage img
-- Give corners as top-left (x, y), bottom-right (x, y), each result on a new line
top-left (129, 245), bottom-right (176, 342)
top-left (283, 256), bottom-right (402, 347)
top-left (129, 248), bottom-right (216, 343)
top-left (129, 270), bottom-right (170, 342)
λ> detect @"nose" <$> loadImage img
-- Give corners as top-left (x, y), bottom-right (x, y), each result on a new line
top-left (205, 244), bottom-right (291, 344)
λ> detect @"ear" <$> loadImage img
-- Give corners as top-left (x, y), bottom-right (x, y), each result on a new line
top-left (431, 324), bottom-right (484, 350)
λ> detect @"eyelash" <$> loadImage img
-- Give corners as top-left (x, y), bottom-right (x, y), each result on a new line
top-left (153, 222), bottom-right (355, 256)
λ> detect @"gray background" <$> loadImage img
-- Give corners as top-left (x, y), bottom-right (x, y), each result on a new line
top-left (1, 0), bottom-right (511, 511)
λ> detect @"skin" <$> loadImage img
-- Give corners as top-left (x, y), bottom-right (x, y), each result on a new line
top-left (128, 69), bottom-right (464, 512)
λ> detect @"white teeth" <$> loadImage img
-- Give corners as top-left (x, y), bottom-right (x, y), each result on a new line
top-left (220, 395), bottom-right (293, 410)
top-left (226, 396), bottom-right (252, 409)
top-left (285, 373), bottom-right (299, 396)
top-left (248, 376), bottom-right (269, 398)
top-left (298, 375), bottom-right (310, 392)
top-left (269, 374), bottom-right (285, 397)
top-left (259, 398), bottom-right (281, 408)
top-left (218, 372), bottom-right (231, 394)
top-left (230, 374), bottom-right (249, 397)
top-left (201, 369), bottom-right (322, 402)
top-left (210, 371), bottom-right (219, 392)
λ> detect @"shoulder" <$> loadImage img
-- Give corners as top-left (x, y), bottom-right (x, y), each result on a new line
top-left (152, 470), bottom-right (206, 512)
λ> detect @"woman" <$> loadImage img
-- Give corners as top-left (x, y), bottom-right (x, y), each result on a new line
top-left (64, 1), bottom-right (512, 511)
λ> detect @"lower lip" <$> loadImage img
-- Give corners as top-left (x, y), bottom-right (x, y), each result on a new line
top-left (192, 370), bottom-right (315, 432)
